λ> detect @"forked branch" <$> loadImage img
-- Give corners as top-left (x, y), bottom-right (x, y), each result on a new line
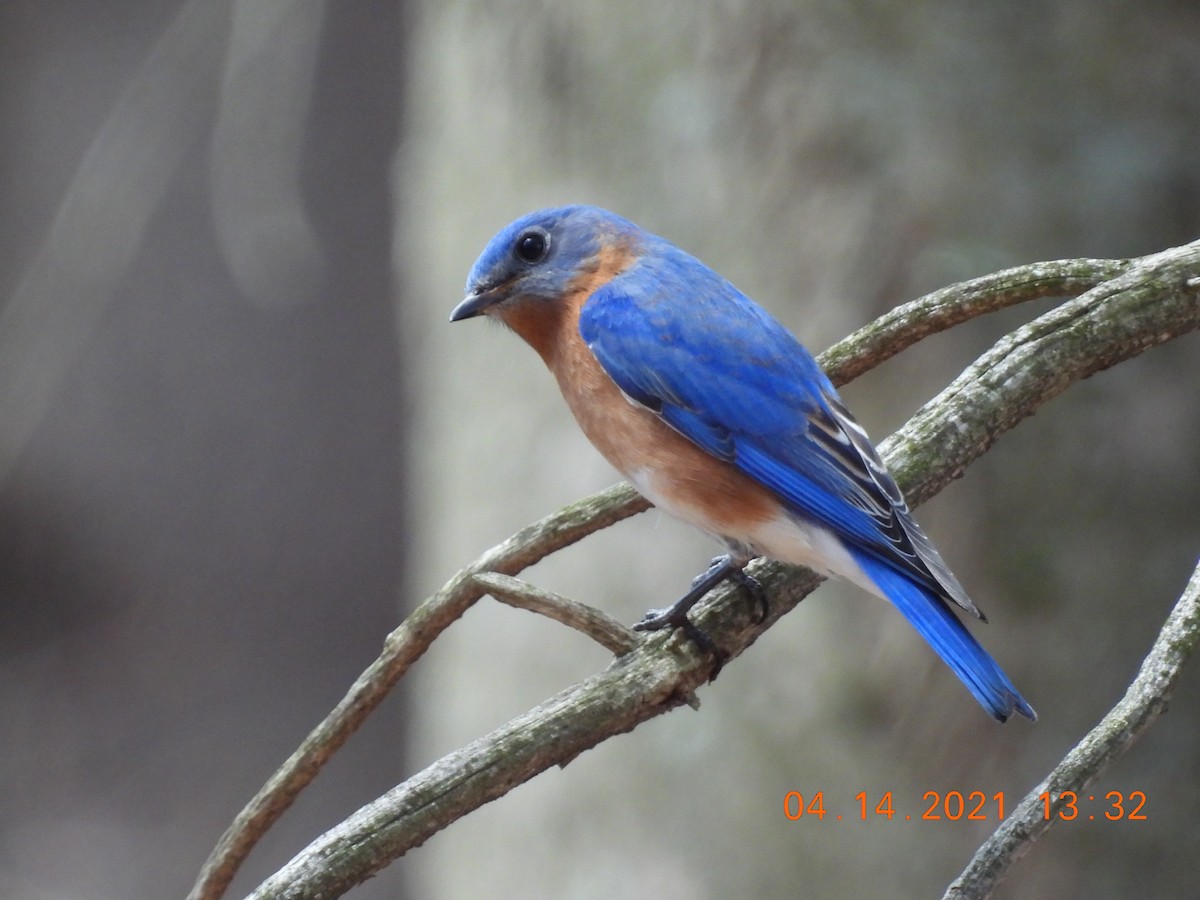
top-left (189, 242), bottom-right (1200, 900)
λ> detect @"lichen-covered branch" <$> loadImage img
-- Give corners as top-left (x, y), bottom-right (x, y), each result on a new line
top-left (820, 256), bottom-right (1131, 384)
top-left (944, 557), bottom-right (1200, 900)
top-left (191, 241), bottom-right (1200, 900)
top-left (471, 571), bottom-right (640, 656)
top-left (186, 483), bottom-right (647, 900)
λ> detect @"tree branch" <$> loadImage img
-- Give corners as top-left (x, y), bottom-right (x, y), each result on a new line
top-left (881, 241), bottom-right (1200, 505)
top-left (190, 243), bottom-right (1200, 900)
top-left (820, 256), bottom-right (1131, 384)
top-left (187, 484), bottom-right (647, 900)
top-left (944, 556), bottom-right (1200, 900)
top-left (471, 571), bottom-right (640, 657)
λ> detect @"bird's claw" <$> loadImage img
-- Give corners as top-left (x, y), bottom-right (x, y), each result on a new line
top-left (634, 607), bottom-right (729, 678)
top-left (633, 554), bottom-right (767, 680)
top-left (633, 606), bottom-right (677, 632)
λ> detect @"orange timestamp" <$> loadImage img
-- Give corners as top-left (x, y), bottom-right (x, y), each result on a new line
top-left (783, 790), bottom-right (1147, 822)
top-left (1040, 790), bottom-right (1147, 821)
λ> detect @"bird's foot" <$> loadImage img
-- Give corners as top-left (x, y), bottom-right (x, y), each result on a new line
top-left (633, 555), bottom-right (765, 679)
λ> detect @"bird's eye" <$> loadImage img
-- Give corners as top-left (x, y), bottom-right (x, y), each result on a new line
top-left (514, 228), bottom-right (550, 264)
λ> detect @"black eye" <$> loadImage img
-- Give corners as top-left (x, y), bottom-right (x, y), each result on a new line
top-left (514, 228), bottom-right (550, 264)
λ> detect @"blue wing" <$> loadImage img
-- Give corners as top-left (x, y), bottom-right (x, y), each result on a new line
top-left (578, 240), bottom-right (973, 615)
top-left (579, 240), bottom-right (1035, 721)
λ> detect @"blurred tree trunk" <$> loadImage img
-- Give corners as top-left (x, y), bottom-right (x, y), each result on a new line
top-left (0, 3), bottom-right (410, 898)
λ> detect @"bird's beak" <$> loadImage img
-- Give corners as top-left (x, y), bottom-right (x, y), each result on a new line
top-left (449, 289), bottom-right (498, 322)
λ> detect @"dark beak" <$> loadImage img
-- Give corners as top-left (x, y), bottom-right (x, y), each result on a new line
top-left (449, 289), bottom-right (498, 322)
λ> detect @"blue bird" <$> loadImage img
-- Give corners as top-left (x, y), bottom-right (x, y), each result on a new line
top-left (451, 205), bottom-right (1035, 722)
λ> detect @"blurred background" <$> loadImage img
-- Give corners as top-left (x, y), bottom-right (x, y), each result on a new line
top-left (2, 1), bottom-right (1198, 898)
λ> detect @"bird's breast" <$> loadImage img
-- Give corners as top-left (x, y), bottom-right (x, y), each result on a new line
top-left (499, 296), bottom-right (874, 593)
top-left (542, 306), bottom-right (782, 545)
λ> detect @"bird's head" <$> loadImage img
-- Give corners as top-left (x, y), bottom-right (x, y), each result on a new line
top-left (450, 205), bottom-right (638, 325)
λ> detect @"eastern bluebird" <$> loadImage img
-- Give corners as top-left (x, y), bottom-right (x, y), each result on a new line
top-left (451, 205), bottom-right (1035, 722)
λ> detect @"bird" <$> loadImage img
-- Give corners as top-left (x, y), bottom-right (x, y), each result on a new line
top-left (450, 204), bottom-right (1035, 722)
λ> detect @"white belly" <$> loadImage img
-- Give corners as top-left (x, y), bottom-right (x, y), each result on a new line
top-left (629, 465), bottom-right (883, 600)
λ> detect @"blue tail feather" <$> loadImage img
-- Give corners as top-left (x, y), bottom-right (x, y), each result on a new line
top-left (849, 550), bottom-right (1036, 722)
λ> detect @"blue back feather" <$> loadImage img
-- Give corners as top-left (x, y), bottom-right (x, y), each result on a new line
top-left (580, 237), bottom-right (921, 578)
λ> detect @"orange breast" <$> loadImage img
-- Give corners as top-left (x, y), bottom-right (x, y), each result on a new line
top-left (497, 278), bottom-right (783, 544)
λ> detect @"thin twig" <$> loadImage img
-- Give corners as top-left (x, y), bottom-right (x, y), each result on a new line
top-left (821, 257), bottom-right (1130, 383)
top-left (471, 571), bottom-right (639, 656)
top-left (944, 557), bottom-right (1200, 900)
